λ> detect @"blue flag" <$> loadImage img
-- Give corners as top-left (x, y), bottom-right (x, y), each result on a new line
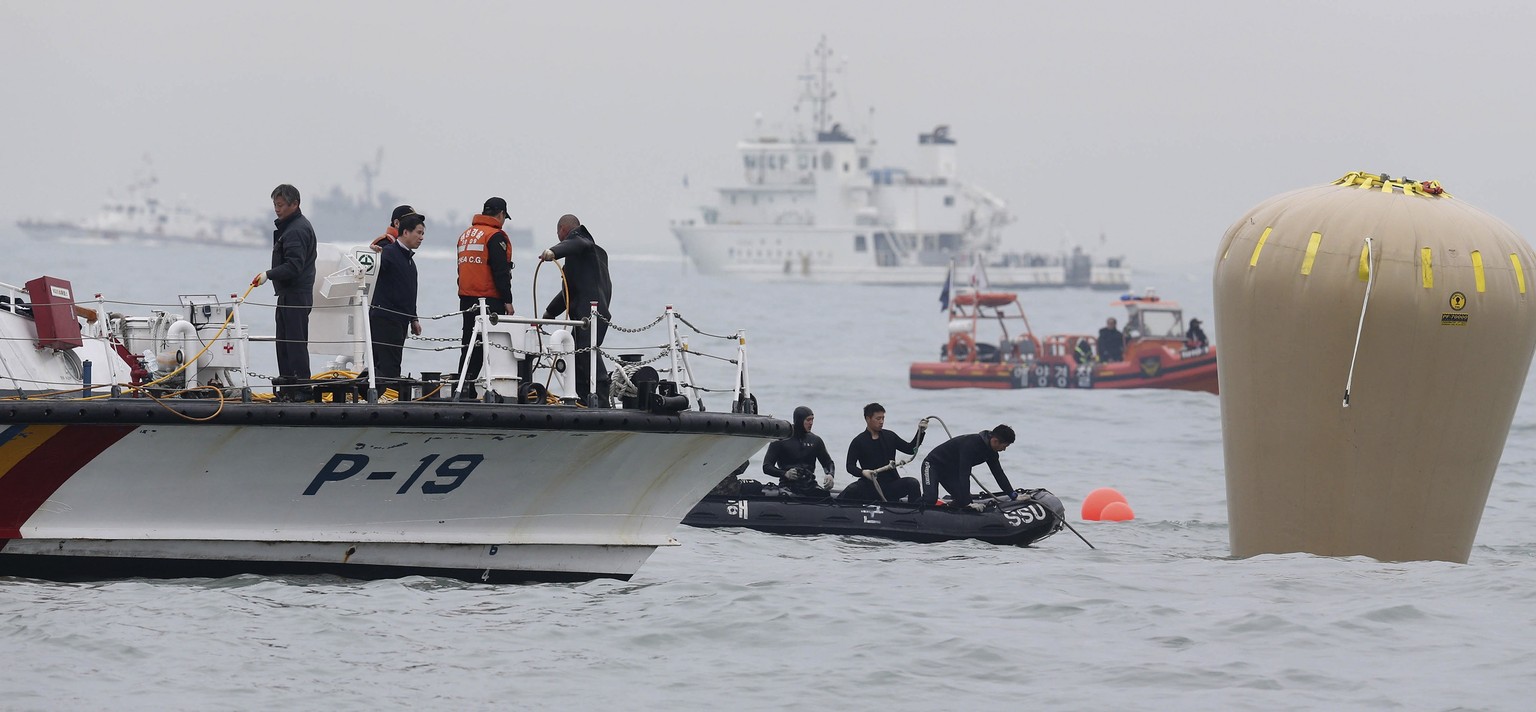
top-left (938, 268), bottom-right (952, 311)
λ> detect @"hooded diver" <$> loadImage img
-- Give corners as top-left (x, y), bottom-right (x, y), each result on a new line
top-left (762, 406), bottom-right (834, 495)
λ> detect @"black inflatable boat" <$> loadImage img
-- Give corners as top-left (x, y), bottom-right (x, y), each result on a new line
top-left (682, 485), bottom-right (1066, 546)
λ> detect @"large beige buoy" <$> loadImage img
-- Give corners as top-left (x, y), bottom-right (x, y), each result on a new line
top-left (1214, 172), bottom-right (1536, 563)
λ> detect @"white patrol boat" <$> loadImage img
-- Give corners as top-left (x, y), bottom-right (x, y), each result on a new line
top-left (0, 247), bottom-right (785, 583)
top-left (16, 159), bottom-right (266, 249)
top-left (671, 37), bottom-right (1131, 289)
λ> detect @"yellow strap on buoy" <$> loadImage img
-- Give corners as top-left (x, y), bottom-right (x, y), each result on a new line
top-left (1249, 227), bottom-right (1272, 267)
top-left (1300, 232), bottom-right (1322, 276)
top-left (1331, 172), bottom-right (1452, 198)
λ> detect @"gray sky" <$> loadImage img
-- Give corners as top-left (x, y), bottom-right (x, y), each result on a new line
top-left (4, 0), bottom-right (1534, 269)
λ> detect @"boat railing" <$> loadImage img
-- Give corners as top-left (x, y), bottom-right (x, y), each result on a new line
top-left (0, 280), bottom-right (25, 316)
top-left (5, 251), bottom-right (760, 413)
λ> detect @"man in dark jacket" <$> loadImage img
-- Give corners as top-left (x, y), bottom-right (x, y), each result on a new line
top-left (1097, 317), bottom-right (1125, 362)
top-left (539, 214), bottom-right (613, 404)
top-left (920, 425), bottom-right (1018, 510)
top-left (839, 402), bottom-right (926, 504)
top-left (369, 213), bottom-right (424, 379)
top-left (761, 406), bottom-right (834, 496)
top-left (1186, 318), bottom-right (1208, 347)
top-left (253, 184), bottom-right (318, 397)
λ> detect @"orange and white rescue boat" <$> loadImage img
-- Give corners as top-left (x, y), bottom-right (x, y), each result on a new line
top-left (909, 289), bottom-right (1218, 394)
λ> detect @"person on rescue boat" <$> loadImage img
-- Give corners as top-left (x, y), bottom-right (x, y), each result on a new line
top-left (368, 213), bottom-right (424, 379)
top-left (762, 405), bottom-right (834, 496)
top-left (454, 197), bottom-right (516, 399)
top-left (370, 204), bottom-right (417, 252)
top-left (1097, 317), bottom-right (1125, 362)
top-left (838, 402), bottom-right (926, 504)
top-left (1186, 318), bottom-right (1208, 348)
top-left (920, 425), bottom-right (1017, 511)
top-left (1073, 336), bottom-right (1096, 365)
top-left (539, 214), bottom-right (613, 405)
top-left (252, 184), bottom-right (317, 400)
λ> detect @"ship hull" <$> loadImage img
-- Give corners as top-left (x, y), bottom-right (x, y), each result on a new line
top-left (0, 402), bottom-right (786, 582)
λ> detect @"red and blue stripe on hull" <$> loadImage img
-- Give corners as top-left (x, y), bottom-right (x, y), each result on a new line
top-left (0, 424), bottom-right (135, 539)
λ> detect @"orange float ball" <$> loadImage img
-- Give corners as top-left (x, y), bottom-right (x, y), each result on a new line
top-left (1099, 501), bottom-right (1135, 521)
top-left (1080, 487), bottom-right (1128, 521)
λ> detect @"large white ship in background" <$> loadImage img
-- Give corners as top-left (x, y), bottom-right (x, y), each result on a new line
top-left (672, 38), bottom-right (1131, 289)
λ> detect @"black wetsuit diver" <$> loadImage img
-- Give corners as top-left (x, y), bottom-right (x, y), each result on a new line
top-left (920, 429), bottom-right (1017, 508)
top-left (840, 422), bottom-right (926, 504)
top-left (762, 406), bottom-right (834, 496)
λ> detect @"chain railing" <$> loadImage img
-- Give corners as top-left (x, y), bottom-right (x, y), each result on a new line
top-left (2, 274), bottom-right (759, 414)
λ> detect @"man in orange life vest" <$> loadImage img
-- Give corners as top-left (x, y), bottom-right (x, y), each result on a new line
top-left (455, 197), bottom-right (516, 398)
top-left (370, 204), bottom-right (416, 252)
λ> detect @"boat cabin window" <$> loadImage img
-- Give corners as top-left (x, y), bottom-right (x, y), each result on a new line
top-left (822, 151), bottom-right (833, 171)
top-left (1134, 310), bottom-right (1184, 339)
top-left (944, 196), bottom-right (954, 207)
top-left (854, 235), bottom-right (866, 252)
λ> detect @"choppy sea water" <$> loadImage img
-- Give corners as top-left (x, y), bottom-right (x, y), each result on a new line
top-left (4, 236), bottom-right (1535, 711)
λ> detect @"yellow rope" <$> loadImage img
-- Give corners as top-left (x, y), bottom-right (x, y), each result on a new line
top-left (1332, 171), bottom-right (1451, 198)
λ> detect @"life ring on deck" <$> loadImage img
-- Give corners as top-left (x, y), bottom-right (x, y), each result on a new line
top-left (948, 332), bottom-right (977, 363)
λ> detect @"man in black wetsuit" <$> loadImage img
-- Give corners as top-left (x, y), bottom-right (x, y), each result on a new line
top-left (762, 406), bottom-right (834, 496)
top-left (921, 425), bottom-right (1018, 511)
top-left (540, 214), bottom-right (613, 405)
top-left (839, 402), bottom-right (925, 504)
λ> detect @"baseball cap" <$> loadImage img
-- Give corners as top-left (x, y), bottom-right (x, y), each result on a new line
top-left (483, 197), bottom-right (509, 216)
top-left (390, 204), bottom-right (416, 223)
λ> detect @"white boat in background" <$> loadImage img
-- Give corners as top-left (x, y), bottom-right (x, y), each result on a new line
top-left (671, 38), bottom-right (1131, 290)
top-left (16, 162), bottom-right (265, 249)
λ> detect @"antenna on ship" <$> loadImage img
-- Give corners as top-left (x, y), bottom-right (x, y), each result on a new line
top-left (359, 147), bottom-right (383, 206)
top-left (795, 36), bottom-right (839, 136)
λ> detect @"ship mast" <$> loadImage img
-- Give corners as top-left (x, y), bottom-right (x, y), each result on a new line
top-left (359, 147), bottom-right (383, 206)
top-left (796, 36), bottom-right (838, 135)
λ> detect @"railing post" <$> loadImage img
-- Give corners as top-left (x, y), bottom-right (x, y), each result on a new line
top-left (664, 305), bottom-right (681, 388)
top-left (677, 334), bottom-right (703, 411)
top-left (588, 300), bottom-right (600, 408)
top-left (733, 329), bottom-right (751, 413)
top-left (454, 298), bottom-right (488, 401)
top-left (358, 279), bottom-right (376, 402)
top-left (95, 294), bottom-right (116, 391)
top-left (231, 292), bottom-right (250, 400)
